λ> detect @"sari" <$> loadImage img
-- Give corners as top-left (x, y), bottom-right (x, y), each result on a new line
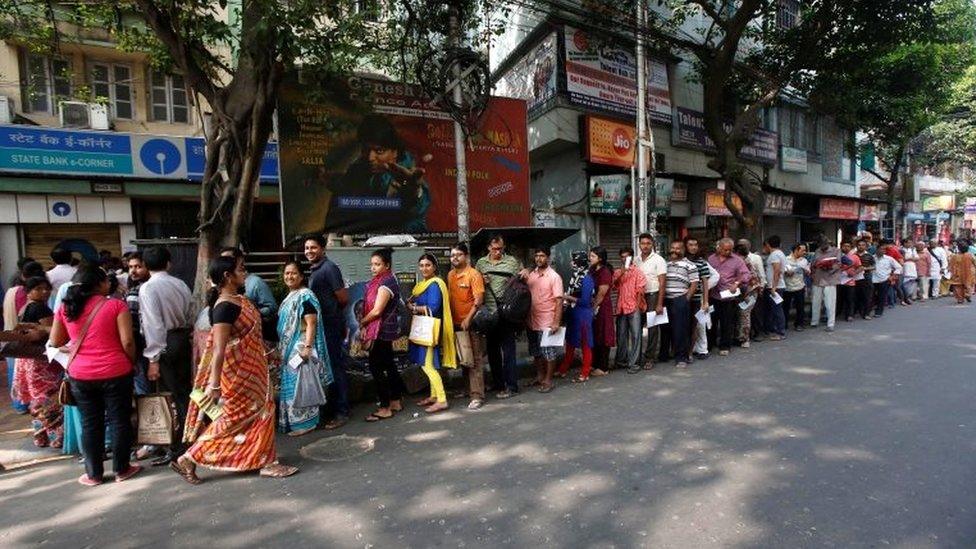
top-left (276, 288), bottom-right (332, 433)
top-left (407, 277), bottom-right (456, 369)
top-left (949, 252), bottom-right (976, 299)
top-left (184, 299), bottom-right (276, 471)
top-left (14, 302), bottom-right (62, 447)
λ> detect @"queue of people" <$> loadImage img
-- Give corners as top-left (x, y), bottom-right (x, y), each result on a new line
top-left (3, 231), bottom-right (974, 487)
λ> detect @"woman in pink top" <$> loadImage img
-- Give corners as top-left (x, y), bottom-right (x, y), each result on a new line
top-left (49, 265), bottom-right (141, 486)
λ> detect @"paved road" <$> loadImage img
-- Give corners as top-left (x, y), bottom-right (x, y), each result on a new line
top-left (1, 300), bottom-right (974, 548)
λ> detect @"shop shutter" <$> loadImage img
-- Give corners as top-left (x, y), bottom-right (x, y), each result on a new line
top-left (764, 217), bottom-right (798, 251)
top-left (598, 217), bottom-right (635, 268)
top-left (22, 223), bottom-right (121, 269)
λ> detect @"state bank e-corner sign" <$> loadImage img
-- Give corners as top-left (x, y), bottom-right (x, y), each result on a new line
top-left (0, 125), bottom-right (193, 180)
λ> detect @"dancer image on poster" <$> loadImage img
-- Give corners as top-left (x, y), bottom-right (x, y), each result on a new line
top-left (324, 113), bottom-right (431, 234)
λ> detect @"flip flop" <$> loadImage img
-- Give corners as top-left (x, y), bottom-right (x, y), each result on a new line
top-left (571, 376), bottom-right (589, 384)
top-left (259, 463), bottom-right (299, 478)
top-left (365, 412), bottom-right (393, 422)
top-left (170, 460), bottom-right (202, 485)
top-left (115, 465), bottom-right (143, 483)
top-left (538, 384), bottom-right (554, 393)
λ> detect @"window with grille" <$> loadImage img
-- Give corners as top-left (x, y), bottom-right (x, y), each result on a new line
top-left (151, 71), bottom-right (189, 123)
top-left (23, 54), bottom-right (72, 114)
top-left (91, 62), bottom-right (134, 119)
top-left (777, 0), bottom-right (800, 30)
top-left (354, 0), bottom-right (382, 22)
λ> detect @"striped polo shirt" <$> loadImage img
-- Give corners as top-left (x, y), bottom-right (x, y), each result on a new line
top-left (665, 259), bottom-right (701, 298)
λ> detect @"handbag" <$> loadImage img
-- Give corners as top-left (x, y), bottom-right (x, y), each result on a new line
top-left (57, 297), bottom-right (109, 407)
top-left (470, 279), bottom-right (500, 334)
top-left (455, 330), bottom-right (474, 367)
top-left (409, 312), bottom-right (441, 347)
top-left (136, 389), bottom-right (179, 445)
top-left (292, 355), bottom-right (328, 408)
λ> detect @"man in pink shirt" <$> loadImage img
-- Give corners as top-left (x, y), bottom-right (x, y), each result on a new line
top-left (525, 247), bottom-right (563, 393)
top-left (613, 247), bottom-right (647, 373)
top-left (707, 238), bottom-right (752, 355)
top-left (838, 240), bottom-right (862, 322)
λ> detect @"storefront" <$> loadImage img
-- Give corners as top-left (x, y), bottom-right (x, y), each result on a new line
top-left (807, 197), bottom-right (859, 246)
top-left (762, 191), bottom-right (798, 250)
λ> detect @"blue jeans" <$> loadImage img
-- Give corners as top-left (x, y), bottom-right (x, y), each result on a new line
top-left (323, 317), bottom-right (350, 419)
top-left (132, 356), bottom-right (151, 396)
top-left (614, 311), bottom-right (642, 369)
top-left (487, 322), bottom-right (518, 392)
top-left (765, 290), bottom-right (786, 336)
top-left (665, 295), bottom-right (691, 363)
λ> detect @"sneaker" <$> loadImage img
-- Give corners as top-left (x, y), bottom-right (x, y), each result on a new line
top-left (741, 340), bottom-right (750, 349)
top-left (467, 399), bottom-right (484, 410)
top-left (627, 367), bottom-right (641, 374)
top-left (495, 390), bottom-right (515, 400)
top-left (692, 353), bottom-right (709, 360)
top-left (718, 350), bottom-right (729, 356)
top-left (825, 326), bottom-right (835, 332)
top-left (676, 361), bottom-right (688, 369)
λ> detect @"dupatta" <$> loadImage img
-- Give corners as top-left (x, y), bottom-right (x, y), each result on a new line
top-left (411, 277), bottom-right (457, 368)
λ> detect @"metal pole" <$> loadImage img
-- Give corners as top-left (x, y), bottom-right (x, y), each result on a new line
top-left (635, 0), bottom-right (654, 236)
top-left (449, 12), bottom-right (470, 243)
top-left (631, 164), bottom-right (637, 248)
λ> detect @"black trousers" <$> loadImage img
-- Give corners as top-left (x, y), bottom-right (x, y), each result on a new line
top-left (486, 322), bottom-right (518, 393)
top-left (70, 374), bottom-right (134, 480)
top-left (782, 289), bottom-right (805, 328)
top-left (367, 339), bottom-right (404, 408)
top-left (838, 285), bottom-right (856, 320)
top-left (710, 299), bottom-right (738, 351)
top-left (854, 279), bottom-right (873, 318)
top-left (665, 296), bottom-right (691, 363)
top-left (158, 328), bottom-right (191, 451)
top-left (873, 281), bottom-right (890, 316)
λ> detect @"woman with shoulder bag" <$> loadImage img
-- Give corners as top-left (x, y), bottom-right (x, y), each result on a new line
top-left (360, 248), bottom-right (405, 422)
top-left (49, 266), bottom-right (141, 486)
top-left (408, 253), bottom-right (456, 414)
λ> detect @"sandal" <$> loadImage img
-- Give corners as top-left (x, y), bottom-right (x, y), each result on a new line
top-left (170, 459), bottom-right (202, 485)
top-left (525, 379), bottom-right (542, 388)
top-left (365, 412), bottom-right (393, 422)
top-left (115, 465), bottom-right (143, 483)
top-left (416, 397), bottom-right (436, 407)
top-left (571, 376), bottom-right (589, 384)
top-left (538, 383), bottom-right (554, 393)
top-left (553, 372), bottom-right (568, 379)
top-left (590, 369), bottom-right (608, 377)
top-left (424, 402), bottom-right (449, 414)
top-left (259, 463), bottom-right (299, 478)
top-left (287, 427), bottom-right (315, 437)
top-left (77, 474), bottom-right (102, 487)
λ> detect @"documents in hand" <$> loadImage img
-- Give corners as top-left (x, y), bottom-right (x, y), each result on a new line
top-left (695, 308), bottom-right (711, 326)
top-left (719, 288), bottom-right (741, 299)
top-left (771, 292), bottom-right (784, 305)
top-left (738, 294), bottom-right (757, 310)
top-left (287, 346), bottom-right (318, 369)
top-left (540, 327), bottom-right (566, 347)
top-left (45, 345), bottom-right (69, 367)
top-left (189, 388), bottom-right (223, 420)
top-left (646, 309), bottom-right (669, 326)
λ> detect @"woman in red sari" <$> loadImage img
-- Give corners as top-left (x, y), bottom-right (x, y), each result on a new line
top-left (171, 256), bottom-right (296, 484)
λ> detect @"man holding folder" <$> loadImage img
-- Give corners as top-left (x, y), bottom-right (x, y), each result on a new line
top-left (448, 243), bottom-right (486, 410)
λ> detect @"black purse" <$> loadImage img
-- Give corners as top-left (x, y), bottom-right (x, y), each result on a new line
top-left (470, 278), bottom-right (499, 334)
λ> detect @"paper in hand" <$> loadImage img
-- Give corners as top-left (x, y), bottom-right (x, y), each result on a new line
top-left (540, 327), bottom-right (566, 347)
top-left (719, 288), bottom-right (741, 299)
top-left (287, 351), bottom-right (304, 369)
top-left (695, 308), bottom-right (710, 325)
top-left (771, 292), bottom-right (784, 305)
top-left (46, 345), bottom-right (69, 368)
top-left (647, 308), bottom-right (669, 326)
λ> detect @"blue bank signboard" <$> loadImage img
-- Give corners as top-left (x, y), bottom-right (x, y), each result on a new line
top-left (0, 125), bottom-right (278, 183)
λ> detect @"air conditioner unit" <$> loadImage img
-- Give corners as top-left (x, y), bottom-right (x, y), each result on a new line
top-left (89, 103), bottom-right (109, 130)
top-left (59, 101), bottom-right (91, 129)
top-left (0, 96), bottom-right (12, 124)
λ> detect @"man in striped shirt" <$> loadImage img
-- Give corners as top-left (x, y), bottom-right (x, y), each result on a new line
top-left (663, 240), bottom-right (700, 368)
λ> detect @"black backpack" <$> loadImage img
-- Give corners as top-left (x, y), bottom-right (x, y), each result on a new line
top-left (497, 275), bottom-right (532, 325)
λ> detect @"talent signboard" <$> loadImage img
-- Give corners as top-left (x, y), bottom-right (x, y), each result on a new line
top-left (589, 174), bottom-right (631, 215)
top-left (563, 25), bottom-right (672, 124)
top-left (672, 107), bottom-right (778, 165)
top-left (780, 146), bottom-right (807, 173)
top-left (585, 116), bottom-right (636, 168)
top-left (276, 75), bottom-right (531, 241)
top-left (704, 189), bottom-right (743, 217)
top-left (818, 198), bottom-right (859, 220)
top-left (495, 31), bottom-right (558, 116)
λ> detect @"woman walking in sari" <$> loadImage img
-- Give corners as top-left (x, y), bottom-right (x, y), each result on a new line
top-left (14, 277), bottom-right (63, 447)
top-left (558, 252), bottom-right (595, 382)
top-left (408, 253), bottom-right (456, 414)
top-left (171, 256), bottom-right (296, 484)
top-left (360, 248), bottom-right (405, 422)
top-left (948, 239), bottom-right (976, 304)
top-left (276, 261), bottom-right (332, 436)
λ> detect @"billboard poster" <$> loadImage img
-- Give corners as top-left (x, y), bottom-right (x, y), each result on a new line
top-left (495, 31), bottom-right (558, 116)
top-left (585, 116), bottom-right (636, 168)
top-left (819, 198), bottom-right (859, 220)
top-left (921, 195), bottom-right (956, 212)
top-left (705, 189), bottom-right (743, 217)
top-left (589, 174), bottom-right (631, 215)
top-left (672, 107), bottom-right (778, 165)
top-left (277, 75), bottom-right (531, 243)
top-left (563, 26), bottom-right (672, 124)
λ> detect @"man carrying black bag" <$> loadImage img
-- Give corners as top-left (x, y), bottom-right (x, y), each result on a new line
top-left (475, 235), bottom-right (523, 399)
top-left (140, 246), bottom-right (193, 466)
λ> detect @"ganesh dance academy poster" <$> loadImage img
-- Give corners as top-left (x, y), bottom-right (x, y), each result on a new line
top-left (277, 74), bottom-right (531, 244)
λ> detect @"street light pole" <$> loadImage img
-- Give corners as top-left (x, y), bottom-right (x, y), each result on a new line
top-left (634, 0), bottom-right (653, 238)
top-left (450, 10), bottom-right (470, 242)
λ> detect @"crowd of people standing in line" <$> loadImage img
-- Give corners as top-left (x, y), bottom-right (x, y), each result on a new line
top-left (3, 230), bottom-right (973, 486)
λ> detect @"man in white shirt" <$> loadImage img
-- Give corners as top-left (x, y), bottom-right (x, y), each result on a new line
top-left (637, 233), bottom-right (666, 369)
top-left (45, 247), bottom-right (77, 296)
top-left (140, 246), bottom-right (193, 465)
top-left (929, 238), bottom-right (949, 297)
top-left (872, 243), bottom-right (902, 317)
top-left (901, 238), bottom-right (919, 304)
top-left (763, 235), bottom-right (787, 339)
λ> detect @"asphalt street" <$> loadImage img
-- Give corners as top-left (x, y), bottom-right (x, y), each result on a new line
top-left (0, 299), bottom-right (974, 548)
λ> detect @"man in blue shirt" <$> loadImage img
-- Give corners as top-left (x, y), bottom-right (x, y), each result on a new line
top-left (305, 235), bottom-right (350, 429)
